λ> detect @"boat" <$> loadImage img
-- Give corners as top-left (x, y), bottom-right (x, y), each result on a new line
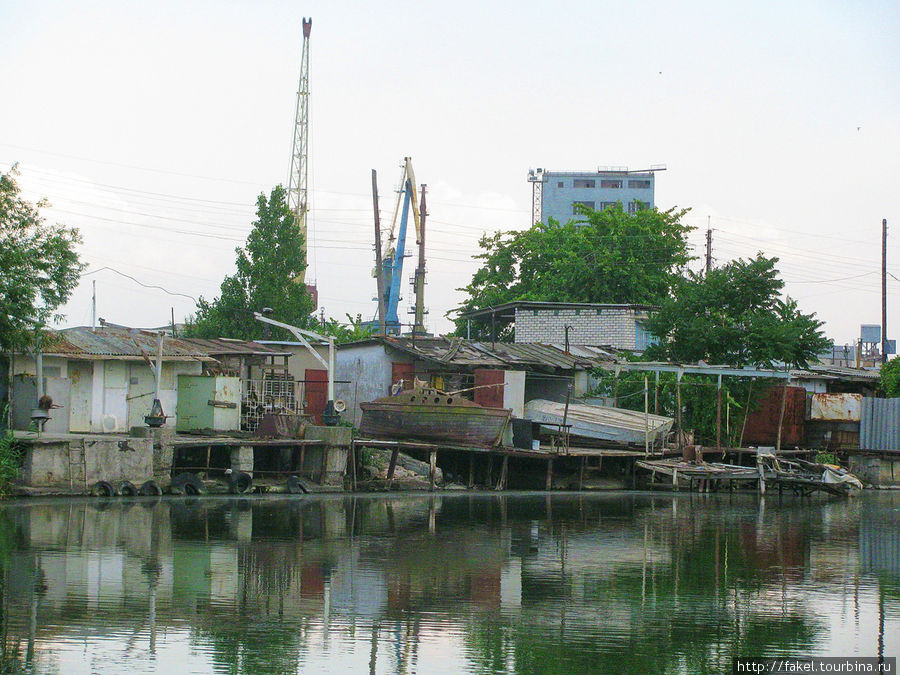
top-left (524, 399), bottom-right (673, 448)
top-left (359, 388), bottom-right (511, 447)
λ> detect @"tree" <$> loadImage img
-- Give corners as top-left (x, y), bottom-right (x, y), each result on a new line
top-left (186, 185), bottom-right (315, 339)
top-left (0, 164), bottom-right (84, 352)
top-left (454, 203), bottom-right (693, 337)
top-left (645, 254), bottom-right (830, 368)
top-left (878, 357), bottom-right (900, 397)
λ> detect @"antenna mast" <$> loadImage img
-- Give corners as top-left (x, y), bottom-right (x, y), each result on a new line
top-left (288, 18), bottom-right (312, 285)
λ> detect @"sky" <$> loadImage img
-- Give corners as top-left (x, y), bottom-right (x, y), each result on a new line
top-left (1, 0), bottom-right (898, 346)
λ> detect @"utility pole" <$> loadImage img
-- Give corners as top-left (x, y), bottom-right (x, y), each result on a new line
top-left (91, 280), bottom-right (96, 330)
top-left (883, 218), bottom-right (888, 363)
top-left (412, 184), bottom-right (428, 336)
top-left (372, 170), bottom-right (386, 335)
top-left (705, 218), bottom-right (713, 275)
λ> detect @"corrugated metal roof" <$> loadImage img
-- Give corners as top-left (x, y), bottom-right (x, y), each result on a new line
top-left (860, 397), bottom-right (900, 452)
top-left (181, 338), bottom-right (291, 357)
top-left (375, 337), bottom-right (614, 371)
top-left (40, 326), bottom-right (211, 360)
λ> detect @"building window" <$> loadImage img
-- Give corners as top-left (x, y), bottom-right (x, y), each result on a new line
top-left (557, 181), bottom-right (564, 188)
top-left (572, 201), bottom-right (595, 214)
top-left (599, 201), bottom-right (617, 210)
top-left (635, 322), bottom-right (658, 351)
top-left (627, 200), bottom-right (650, 214)
top-left (573, 179), bottom-right (595, 188)
top-left (600, 179), bottom-right (623, 189)
top-left (628, 179), bottom-right (652, 189)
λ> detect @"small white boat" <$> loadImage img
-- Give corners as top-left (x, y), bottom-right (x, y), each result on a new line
top-left (524, 399), bottom-right (673, 447)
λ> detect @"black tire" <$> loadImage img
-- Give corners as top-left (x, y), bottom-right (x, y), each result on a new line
top-left (90, 480), bottom-right (115, 497)
top-left (139, 480), bottom-right (163, 496)
top-left (171, 472), bottom-right (205, 496)
top-left (286, 475), bottom-right (306, 494)
top-left (117, 481), bottom-right (138, 496)
top-left (229, 471), bottom-right (253, 494)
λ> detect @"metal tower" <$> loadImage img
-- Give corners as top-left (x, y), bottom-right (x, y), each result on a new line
top-left (527, 167), bottom-right (544, 225)
top-left (287, 18), bottom-right (312, 284)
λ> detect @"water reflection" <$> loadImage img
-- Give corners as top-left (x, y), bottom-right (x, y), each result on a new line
top-left (0, 492), bottom-right (897, 674)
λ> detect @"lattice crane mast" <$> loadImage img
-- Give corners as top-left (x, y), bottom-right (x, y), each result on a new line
top-left (287, 18), bottom-right (312, 288)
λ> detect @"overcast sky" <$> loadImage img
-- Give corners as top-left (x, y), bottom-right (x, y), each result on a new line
top-left (2, 0), bottom-right (897, 346)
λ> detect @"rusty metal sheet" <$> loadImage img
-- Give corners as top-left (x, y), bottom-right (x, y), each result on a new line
top-left (861, 397), bottom-right (900, 452)
top-left (742, 385), bottom-right (806, 447)
top-left (810, 393), bottom-right (862, 421)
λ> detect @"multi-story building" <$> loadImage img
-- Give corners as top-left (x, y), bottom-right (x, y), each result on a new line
top-left (528, 166), bottom-right (664, 226)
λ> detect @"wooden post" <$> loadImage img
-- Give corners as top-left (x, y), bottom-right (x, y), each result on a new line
top-left (776, 383), bottom-right (788, 452)
top-left (486, 456), bottom-right (493, 487)
top-left (672, 467), bottom-right (679, 491)
top-left (613, 368), bottom-right (619, 407)
top-left (386, 447), bottom-right (399, 488)
top-left (545, 457), bottom-right (554, 491)
top-left (468, 453), bottom-right (475, 489)
top-left (738, 381), bottom-right (753, 449)
top-left (654, 371), bottom-right (659, 415)
top-left (319, 442), bottom-right (329, 483)
top-left (676, 370), bottom-right (684, 452)
top-left (351, 442), bottom-right (358, 492)
top-left (644, 375), bottom-right (650, 455)
top-left (299, 446), bottom-right (306, 478)
top-left (496, 455), bottom-right (508, 491)
top-left (429, 450), bottom-right (437, 491)
top-left (716, 374), bottom-right (723, 455)
top-left (579, 456), bottom-right (586, 490)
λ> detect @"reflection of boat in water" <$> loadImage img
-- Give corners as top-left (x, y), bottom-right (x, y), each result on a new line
top-left (360, 388), bottom-right (511, 447)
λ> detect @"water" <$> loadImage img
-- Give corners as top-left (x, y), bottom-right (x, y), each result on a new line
top-left (0, 491), bottom-right (897, 674)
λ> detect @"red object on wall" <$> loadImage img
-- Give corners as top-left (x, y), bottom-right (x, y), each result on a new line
top-left (474, 369), bottom-right (505, 408)
top-left (742, 385), bottom-right (806, 446)
top-left (391, 362), bottom-right (415, 390)
top-left (305, 369), bottom-right (327, 424)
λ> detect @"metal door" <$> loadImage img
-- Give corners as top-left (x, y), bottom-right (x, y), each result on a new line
top-left (305, 369), bottom-right (328, 425)
top-left (68, 360), bottom-right (93, 432)
top-left (127, 363), bottom-right (157, 428)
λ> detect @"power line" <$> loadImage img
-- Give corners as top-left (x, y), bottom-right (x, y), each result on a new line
top-left (82, 266), bottom-right (198, 302)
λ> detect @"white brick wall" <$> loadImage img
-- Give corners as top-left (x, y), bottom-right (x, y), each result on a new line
top-left (514, 307), bottom-right (649, 349)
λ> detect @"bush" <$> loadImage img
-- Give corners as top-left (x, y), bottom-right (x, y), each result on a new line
top-left (0, 407), bottom-right (23, 495)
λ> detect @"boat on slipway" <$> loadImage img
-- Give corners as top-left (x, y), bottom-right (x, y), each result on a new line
top-left (359, 388), bottom-right (511, 448)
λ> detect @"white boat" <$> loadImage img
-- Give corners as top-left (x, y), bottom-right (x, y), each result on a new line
top-left (524, 399), bottom-right (673, 448)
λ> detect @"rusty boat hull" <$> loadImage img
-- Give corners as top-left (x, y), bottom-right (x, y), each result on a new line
top-left (360, 390), bottom-right (511, 447)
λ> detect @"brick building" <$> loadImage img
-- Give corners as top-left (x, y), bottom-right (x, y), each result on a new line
top-left (458, 301), bottom-right (657, 352)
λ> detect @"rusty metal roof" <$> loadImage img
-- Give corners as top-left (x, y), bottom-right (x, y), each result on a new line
top-left (180, 338), bottom-right (291, 357)
top-left (37, 326), bottom-right (213, 360)
top-left (368, 336), bottom-right (614, 371)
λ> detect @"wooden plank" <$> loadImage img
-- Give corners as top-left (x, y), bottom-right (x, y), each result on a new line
top-left (386, 447), bottom-right (400, 487)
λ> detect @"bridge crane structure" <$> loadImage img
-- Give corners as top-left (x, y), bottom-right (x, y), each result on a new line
top-left (287, 17), bottom-right (315, 299)
top-left (368, 157), bottom-right (428, 336)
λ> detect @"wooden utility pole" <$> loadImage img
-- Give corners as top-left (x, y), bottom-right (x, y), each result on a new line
top-left (372, 170), bottom-right (386, 335)
top-left (705, 220), bottom-right (713, 275)
top-left (882, 218), bottom-right (888, 363)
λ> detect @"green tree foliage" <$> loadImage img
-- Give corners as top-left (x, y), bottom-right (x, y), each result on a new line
top-left (645, 254), bottom-right (830, 368)
top-left (454, 204), bottom-right (693, 337)
top-left (878, 357), bottom-right (900, 397)
top-left (319, 314), bottom-right (375, 344)
top-left (186, 186), bottom-right (315, 340)
top-left (0, 165), bottom-right (84, 351)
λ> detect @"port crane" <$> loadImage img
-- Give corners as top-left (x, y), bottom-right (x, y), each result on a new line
top-left (368, 158), bottom-right (428, 336)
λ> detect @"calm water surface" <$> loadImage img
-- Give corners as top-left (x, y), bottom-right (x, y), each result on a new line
top-left (0, 491), bottom-right (897, 674)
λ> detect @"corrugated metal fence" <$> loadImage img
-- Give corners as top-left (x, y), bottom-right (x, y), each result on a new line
top-left (860, 397), bottom-right (900, 451)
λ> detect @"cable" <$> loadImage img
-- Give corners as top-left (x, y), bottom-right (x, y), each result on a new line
top-left (82, 267), bottom-right (198, 302)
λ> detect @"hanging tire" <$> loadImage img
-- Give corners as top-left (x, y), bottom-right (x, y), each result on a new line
top-left (286, 475), bottom-right (307, 495)
top-left (228, 471), bottom-right (253, 494)
top-left (90, 481), bottom-right (115, 497)
top-left (171, 472), bottom-right (205, 496)
top-left (117, 481), bottom-right (138, 496)
top-left (139, 480), bottom-right (163, 496)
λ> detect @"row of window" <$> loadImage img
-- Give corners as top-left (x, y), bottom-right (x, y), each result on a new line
top-left (560, 179), bottom-right (652, 189)
top-left (572, 200), bottom-right (651, 214)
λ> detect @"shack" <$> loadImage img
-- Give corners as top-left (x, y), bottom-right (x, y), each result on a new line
top-left (335, 336), bottom-right (615, 427)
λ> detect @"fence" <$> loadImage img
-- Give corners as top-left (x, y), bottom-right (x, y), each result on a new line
top-left (241, 376), bottom-right (306, 432)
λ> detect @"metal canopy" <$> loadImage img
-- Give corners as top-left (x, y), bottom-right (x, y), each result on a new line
top-left (600, 362), bottom-right (792, 379)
